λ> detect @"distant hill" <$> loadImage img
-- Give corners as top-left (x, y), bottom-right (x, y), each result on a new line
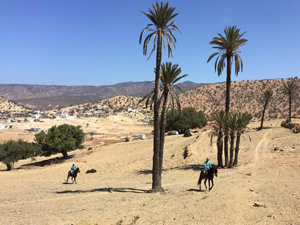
top-left (0, 81), bottom-right (206, 109)
top-left (0, 96), bottom-right (29, 113)
top-left (179, 78), bottom-right (300, 120)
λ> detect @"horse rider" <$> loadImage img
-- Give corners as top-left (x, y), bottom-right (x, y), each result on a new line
top-left (204, 158), bottom-right (212, 175)
top-left (70, 164), bottom-right (76, 174)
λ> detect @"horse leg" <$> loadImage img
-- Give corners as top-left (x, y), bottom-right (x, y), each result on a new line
top-left (210, 179), bottom-right (214, 191)
top-left (204, 178), bottom-right (207, 190)
top-left (208, 179), bottom-right (211, 191)
top-left (197, 172), bottom-right (203, 190)
top-left (66, 175), bottom-right (69, 183)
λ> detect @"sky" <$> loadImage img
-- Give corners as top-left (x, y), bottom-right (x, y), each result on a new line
top-left (0, 0), bottom-right (299, 86)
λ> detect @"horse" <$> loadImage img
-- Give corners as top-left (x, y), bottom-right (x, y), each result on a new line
top-left (66, 167), bottom-right (80, 184)
top-left (197, 167), bottom-right (218, 191)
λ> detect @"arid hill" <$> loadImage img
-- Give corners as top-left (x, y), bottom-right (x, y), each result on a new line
top-left (180, 78), bottom-right (300, 120)
top-left (0, 81), bottom-right (205, 109)
top-left (0, 96), bottom-right (29, 113)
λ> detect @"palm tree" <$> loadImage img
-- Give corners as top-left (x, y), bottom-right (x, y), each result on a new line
top-left (140, 62), bottom-right (187, 176)
top-left (234, 112), bottom-right (252, 166)
top-left (227, 113), bottom-right (237, 168)
top-left (211, 110), bottom-right (226, 167)
top-left (281, 79), bottom-right (299, 122)
top-left (258, 89), bottom-right (273, 130)
top-left (159, 63), bottom-right (187, 175)
top-left (140, 2), bottom-right (180, 192)
top-left (207, 26), bottom-right (247, 167)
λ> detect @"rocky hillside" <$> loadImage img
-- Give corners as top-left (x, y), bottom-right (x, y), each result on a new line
top-left (0, 81), bottom-right (206, 109)
top-left (180, 78), bottom-right (300, 120)
top-left (0, 96), bottom-right (29, 113)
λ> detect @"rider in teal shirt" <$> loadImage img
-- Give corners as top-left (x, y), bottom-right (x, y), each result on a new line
top-left (204, 158), bottom-right (212, 175)
top-left (71, 164), bottom-right (76, 174)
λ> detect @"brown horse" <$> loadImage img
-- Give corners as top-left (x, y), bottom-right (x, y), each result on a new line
top-left (66, 167), bottom-right (80, 184)
top-left (197, 167), bottom-right (218, 191)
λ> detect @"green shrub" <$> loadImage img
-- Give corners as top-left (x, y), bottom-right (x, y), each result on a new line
top-left (125, 137), bottom-right (130, 142)
top-left (35, 124), bottom-right (85, 159)
top-left (0, 139), bottom-right (40, 171)
top-left (183, 130), bottom-right (192, 137)
top-left (166, 107), bottom-right (207, 134)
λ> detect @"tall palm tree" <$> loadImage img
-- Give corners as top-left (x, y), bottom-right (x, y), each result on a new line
top-left (281, 79), bottom-right (299, 122)
top-left (234, 112), bottom-right (252, 166)
top-left (211, 110), bottom-right (226, 167)
top-left (159, 63), bottom-right (187, 175)
top-left (140, 62), bottom-right (187, 175)
top-left (258, 89), bottom-right (273, 130)
top-left (140, 2), bottom-right (180, 192)
top-left (207, 26), bottom-right (247, 167)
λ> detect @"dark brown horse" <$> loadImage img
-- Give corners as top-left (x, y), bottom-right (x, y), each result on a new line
top-left (66, 167), bottom-right (80, 184)
top-left (197, 167), bottom-right (218, 191)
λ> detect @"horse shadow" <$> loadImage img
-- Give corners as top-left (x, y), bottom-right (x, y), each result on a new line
top-left (56, 187), bottom-right (148, 194)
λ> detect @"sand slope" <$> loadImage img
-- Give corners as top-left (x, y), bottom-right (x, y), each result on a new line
top-left (0, 115), bottom-right (299, 225)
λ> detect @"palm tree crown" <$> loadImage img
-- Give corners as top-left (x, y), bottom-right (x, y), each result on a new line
top-left (139, 2), bottom-right (180, 60)
top-left (207, 26), bottom-right (248, 76)
top-left (281, 79), bottom-right (299, 98)
top-left (140, 62), bottom-right (187, 111)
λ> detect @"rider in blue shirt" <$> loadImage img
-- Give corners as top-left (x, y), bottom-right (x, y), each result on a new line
top-left (204, 158), bottom-right (212, 175)
top-left (71, 164), bottom-right (76, 174)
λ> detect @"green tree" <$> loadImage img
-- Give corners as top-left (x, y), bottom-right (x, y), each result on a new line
top-left (0, 139), bottom-right (40, 171)
top-left (281, 78), bottom-right (299, 122)
top-left (207, 26), bottom-right (247, 167)
top-left (35, 124), bottom-right (85, 159)
top-left (258, 89), bottom-right (273, 130)
top-left (166, 107), bottom-right (207, 134)
top-left (140, 2), bottom-right (180, 192)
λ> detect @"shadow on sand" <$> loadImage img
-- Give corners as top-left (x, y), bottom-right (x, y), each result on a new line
top-left (56, 187), bottom-right (148, 194)
top-left (137, 164), bottom-right (205, 175)
top-left (187, 188), bottom-right (204, 193)
top-left (21, 155), bottom-right (74, 168)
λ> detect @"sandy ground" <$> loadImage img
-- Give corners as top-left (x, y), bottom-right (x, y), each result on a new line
top-left (0, 115), bottom-right (299, 225)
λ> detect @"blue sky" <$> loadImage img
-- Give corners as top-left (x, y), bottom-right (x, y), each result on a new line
top-left (0, 0), bottom-right (299, 86)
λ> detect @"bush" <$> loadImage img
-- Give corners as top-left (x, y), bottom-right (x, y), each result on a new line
top-left (166, 107), bottom-right (207, 134)
top-left (0, 139), bottom-right (40, 171)
top-left (183, 130), bottom-right (192, 137)
top-left (125, 137), bottom-right (130, 142)
top-left (35, 124), bottom-right (85, 159)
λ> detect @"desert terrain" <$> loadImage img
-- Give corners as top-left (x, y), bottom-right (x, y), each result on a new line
top-left (0, 113), bottom-right (299, 225)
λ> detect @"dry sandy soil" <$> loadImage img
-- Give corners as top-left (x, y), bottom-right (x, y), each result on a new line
top-left (0, 114), bottom-right (299, 225)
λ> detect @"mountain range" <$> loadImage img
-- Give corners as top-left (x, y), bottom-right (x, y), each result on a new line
top-left (0, 81), bottom-right (206, 109)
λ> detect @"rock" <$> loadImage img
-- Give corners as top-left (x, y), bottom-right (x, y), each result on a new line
top-left (253, 201), bottom-right (265, 207)
top-left (86, 169), bottom-right (97, 173)
top-left (274, 147), bottom-right (280, 151)
top-left (246, 172), bottom-right (252, 176)
top-left (250, 189), bottom-right (254, 192)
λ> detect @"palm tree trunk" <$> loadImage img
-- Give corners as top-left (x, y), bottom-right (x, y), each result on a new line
top-left (233, 133), bottom-right (241, 166)
top-left (224, 55), bottom-right (232, 167)
top-left (288, 94), bottom-right (292, 122)
top-left (159, 90), bottom-right (169, 176)
top-left (217, 128), bottom-right (223, 167)
top-left (259, 102), bottom-right (268, 130)
top-left (152, 29), bottom-right (163, 192)
top-left (229, 131), bottom-right (235, 168)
